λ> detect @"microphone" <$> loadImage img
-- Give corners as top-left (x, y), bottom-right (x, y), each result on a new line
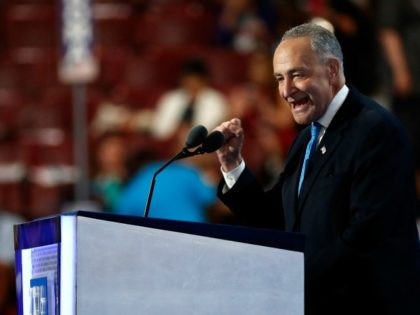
top-left (185, 125), bottom-right (208, 148)
top-left (198, 131), bottom-right (225, 153)
top-left (144, 125), bottom-right (223, 218)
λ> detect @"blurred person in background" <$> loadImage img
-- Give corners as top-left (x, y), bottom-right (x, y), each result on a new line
top-left (91, 85), bottom-right (133, 138)
top-left (151, 57), bottom-right (228, 143)
top-left (274, 0), bottom-right (308, 41)
top-left (90, 132), bottom-right (130, 213)
top-left (307, 0), bottom-right (380, 96)
top-left (115, 159), bottom-right (219, 223)
top-left (114, 146), bottom-right (220, 223)
top-left (375, 0), bottom-right (420, 215)
top-left (216, 0), bottom-right (277, 53)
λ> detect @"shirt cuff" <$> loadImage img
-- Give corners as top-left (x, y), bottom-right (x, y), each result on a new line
top-left (221, 160), bottom-right (246, 189)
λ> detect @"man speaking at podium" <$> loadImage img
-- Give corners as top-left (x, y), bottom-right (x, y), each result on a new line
top-left (214, 23), bottom-right (420, 315)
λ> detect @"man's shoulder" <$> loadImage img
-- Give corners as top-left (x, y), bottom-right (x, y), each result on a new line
top-left (348, 88), bottom-right (404, 134)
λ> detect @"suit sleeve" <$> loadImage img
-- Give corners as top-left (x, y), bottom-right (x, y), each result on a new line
top-left (344, 119), bottom-right (416, 250)
top-left (217, 167), bottom-right (286, 229)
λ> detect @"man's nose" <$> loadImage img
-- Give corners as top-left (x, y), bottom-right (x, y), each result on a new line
top-left (280, 77), bottom-right (295, 99)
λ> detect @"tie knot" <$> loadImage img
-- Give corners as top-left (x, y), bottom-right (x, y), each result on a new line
top-left (311, 122), bottom-right (322, 138)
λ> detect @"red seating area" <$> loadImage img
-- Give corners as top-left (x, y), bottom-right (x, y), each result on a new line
top-left (4, 3), bottom-right (58, 49)
top-left (134, 3), bottom-right (217, 49)
top-left (0, 0), bottom-right (251, 219)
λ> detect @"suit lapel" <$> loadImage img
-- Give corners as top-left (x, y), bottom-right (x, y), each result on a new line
top-left (281, 129), bottom-right (308, 229)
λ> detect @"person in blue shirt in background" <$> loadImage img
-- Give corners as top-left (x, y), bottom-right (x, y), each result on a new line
top-left (115, 159), bottom-right (218, 223)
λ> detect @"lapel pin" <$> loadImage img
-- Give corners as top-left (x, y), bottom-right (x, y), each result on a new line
top-left (321, 146), bottom-right (327, 155)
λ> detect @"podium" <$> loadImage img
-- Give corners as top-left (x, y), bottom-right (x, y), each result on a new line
top-left (14, 211), bottom-right (305, 315)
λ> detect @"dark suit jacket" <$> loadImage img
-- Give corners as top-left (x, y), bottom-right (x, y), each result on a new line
top-left (218, 88), bottom-right (420, 315)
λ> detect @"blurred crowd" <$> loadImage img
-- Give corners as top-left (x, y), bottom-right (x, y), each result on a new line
top-left (1, 0), bottom-right (420, 313)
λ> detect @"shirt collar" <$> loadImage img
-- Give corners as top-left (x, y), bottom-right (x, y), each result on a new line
top-left (317, 84), bottom-right (349, 129)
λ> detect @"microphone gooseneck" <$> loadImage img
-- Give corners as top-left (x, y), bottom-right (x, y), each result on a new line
top-left (143, 150), bottom-right (187, 218)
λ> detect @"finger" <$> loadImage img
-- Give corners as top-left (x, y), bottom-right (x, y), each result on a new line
top-left (229, 119), bottom-right (243, 138)
top-left (230, 118), bottom-right (241, 126)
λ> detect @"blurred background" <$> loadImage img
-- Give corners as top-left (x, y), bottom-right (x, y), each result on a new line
top-left (1, 0), bottom-right (419, 314)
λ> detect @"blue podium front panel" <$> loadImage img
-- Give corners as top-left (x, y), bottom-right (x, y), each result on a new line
top-left (14, 216), bottom-right (61, 315)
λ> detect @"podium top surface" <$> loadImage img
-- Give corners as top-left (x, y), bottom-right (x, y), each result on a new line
top-left (14, 211), bottom-right (305, 252)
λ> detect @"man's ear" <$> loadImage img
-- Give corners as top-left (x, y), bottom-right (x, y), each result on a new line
top-left (327, 58), bottom-right (340, 83)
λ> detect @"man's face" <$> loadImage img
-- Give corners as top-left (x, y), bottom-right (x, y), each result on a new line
top-left (273, 37), bottom-right (336, 125)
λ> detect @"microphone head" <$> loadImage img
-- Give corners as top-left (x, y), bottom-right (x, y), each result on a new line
top-left (185, 125), bottom-right (208, 148)
top-left (201, 131), bottom-right (225, 153)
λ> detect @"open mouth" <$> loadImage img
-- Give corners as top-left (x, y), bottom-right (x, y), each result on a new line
top-left (290, 97), bottom-right (310, 111)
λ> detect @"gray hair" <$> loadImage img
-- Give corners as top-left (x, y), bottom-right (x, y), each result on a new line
top-left (281, 23), bottom-right (344, 74)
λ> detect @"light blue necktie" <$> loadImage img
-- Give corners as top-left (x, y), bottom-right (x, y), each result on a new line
top-left (298, 122), bottom-right (322, 195)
